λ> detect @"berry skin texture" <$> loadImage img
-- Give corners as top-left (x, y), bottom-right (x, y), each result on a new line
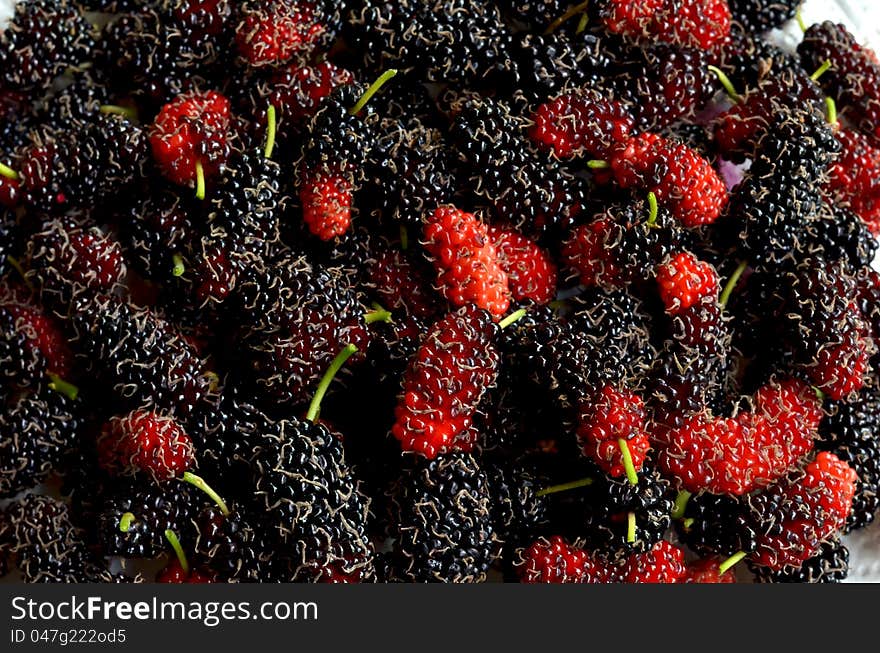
top-left (26, 218), bottom-right (126, 308)
top-left (602, 0), bottom-right (731, 50)
top-left (518, 536), bottom-right (609, 583)
top-left (392, 452), bottom-right (498, 583)
top-left (621, 540), bottom-right (687, 583)
top-left (488, 225), bottom-right (557, 305)
top-left (684, 558), bottom-right (736, 584)
top-left (577, 386), bottom-right (650, 479)
top-left (656, 252), bottom-right (720, 313)
top-left (827, 128), bottom-right (880, 234)
top-left (235, 1), bottom-right (326, 68)
top-left (748, 452), bottom-right (857, 571)
top-left (98, 410), bottom-right (195, 482)
top-left (300, 172), bottom-right (353, 241)
top-left (149, 90), bottom-right (231, 188)
top-left (606, 133), bottom-right (728, 227)
top-left (658, 378), bottom-right (822, 495)
top-left (530, 89), bottom-right (635, 160)
top-left (3, 303), bottom-right (73, 379)
top-left (157, 560), bottom-right (215, 584)
top-left (392, 306), bottom-right (499, 459)
top-left (423, 207), bottom-right (511, 319)
top-left (799, 22), bottom-right (880, 147)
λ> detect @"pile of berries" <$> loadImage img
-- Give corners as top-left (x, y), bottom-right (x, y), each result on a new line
top-left (1, 0), bottom-right (879, 584)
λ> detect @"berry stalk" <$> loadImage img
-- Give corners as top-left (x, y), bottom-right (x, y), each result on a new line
top-left (717, 550), bottom-right (747, 575)
top-left (349, 70), bottom-right (398, 116)
top-left (171, 254), bottom-right (185, 277)
top-left (99, 104), bottom-right (138, 120)
top-left (264, 105), bottom-right (277, 160)
top-left (195, 161), bottom-right (206, 200)
top-left (181, 472), bottom-right (229, 517)
top-left (499, 308), bottom-right (528, 330)
top-left (118, 512), bottom-right (135, 533)
top-left (618, 438), bottom-right (639, 486)
top-left (719, 260), bottom-right (748, 308)
top-left (810, 60), bottom-right (832, 82)
top-left (0, 162), bottom-right (20, 181)
top-left (626, 511), bottom-right (637, 543)
top-left (536, 477), bottom-right (594, 497)
top-left (164, 529), bottom-right (189, 574)
top-left (671, 490), bottom-right (692, 519)
top-left (47, 373), bottom-right (79, 401)
top-left (708, 65), bottom-right (741, 103)
top-left (306, 344), bottom-right (358, 422)
top-left (543, 0), bottom-right (591, 35)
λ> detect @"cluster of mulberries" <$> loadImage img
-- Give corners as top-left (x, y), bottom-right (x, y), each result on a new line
top-left (2, 1), bottom-right (880, 585)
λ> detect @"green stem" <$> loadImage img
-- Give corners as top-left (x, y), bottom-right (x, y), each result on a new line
top-left (682, 517), bottom-right (695, 529)
top-left (171, 254), bottom-right (185, 277)
top-left (264, 105), bottom-right (277, 160)
top-left (399, 225), bottom-right (409, 251)
top-left (119, 512), bottom-right (135, 533)
top-left (0, 162), bottom-right (20, 181)
top-left (181, 472), bottom-right (229, 516)
top-left (365, 307), bottom-right (392, 324)
top-left (646, 191), bottom-right (659, 227)
top-left (47, 373), bottom-right (79, 401)
top-left (814, 387), bottom-right (827, 401)
top-left (543, 0), bottom-right (591, 35)
top-left (707, 66), bottom-right (741, 104)
top-left (164, 529), bottom-right (189, 574)
top-left (306, 344), bottom-right (358, 423)
top-left (537, 477), bottom-right (593, 497)
top-left (671, 490), bottom-right (692, 520)
top-left (499, 308), bottom-right (528, 330)
top-left (626, 512), bottom-right (637, 543)
top-left (826, 97), bottom-right (838, 126)
top-left (810, 59), bottom-right (832, 82)
top-left (796, 8), bottom-right (807, 33)
top-left (350, 70), bottom-right (398, 115)
top-left (618, 438), bottom-right (639, 486)
top-left (99, 104), bottom-right (138, 120)
top-left (718, 551), bottom-right (747, 575)
top-left (575, 11), bottom-right (589, 34)
top-left (194, 160), bottom-right (206, 201)
top-left (719, 260), bottom-right (748, 308)
top-left (587, 159), bottom-right (610, 170)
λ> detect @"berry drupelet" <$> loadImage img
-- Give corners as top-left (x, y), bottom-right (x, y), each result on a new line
top-left (781, 258), bottom-right (874, 400)
top-left (0, 0), bottom-right (95, 92)
top-left (67, 295), bottom-right (211, 416)
top-left (2, 495), bottom-right (129, 583)
top-left (749, 537), bottom-right (850, 583)
top-left (799, 22), bottom-right (880, 147)
top-left (728, 0), bottom-right (802, 34)
top-left (392, 305), bottom-right (499, 458)
top-left (422, 207), bottom-right (511, 319)
top-left (826, 127), bottom-right (880, 234)
top-left (746, 451), bottom-right (857, 571)
top-left (392, 452), bottom-right (498, 583)
top-left (98, 410), bottom-right (195, 483)
top-left (0, 385), bottom-right (81, 499)
top-left (488, 225), bottom-right (557, 306)
top-left (517, 536), bottom-right (610, 584)
top-left (235, 254), bottom-right (371, 408)
top-left (251, 415), bottom-right (375, 582)
top-left (719, 110), bottom-right (840, 267)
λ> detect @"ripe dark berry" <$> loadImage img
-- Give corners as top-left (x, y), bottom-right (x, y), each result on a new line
top-left (391, 452), bottom-right (498, 583)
